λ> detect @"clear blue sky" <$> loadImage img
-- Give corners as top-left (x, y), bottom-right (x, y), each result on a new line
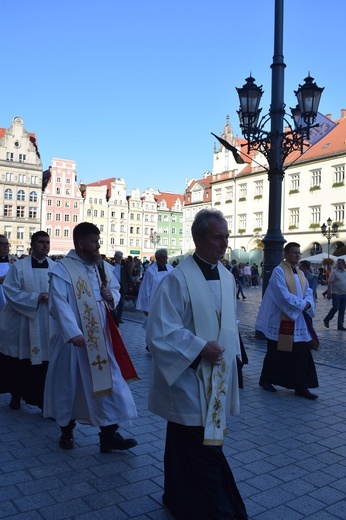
top-left (1, 0), bottom-right (344, 194)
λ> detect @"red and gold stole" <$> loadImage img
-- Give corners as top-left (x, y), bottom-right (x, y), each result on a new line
top-left (277, 261), bottom-right (307, 352)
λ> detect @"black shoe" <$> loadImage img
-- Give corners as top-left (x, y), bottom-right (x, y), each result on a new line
top-left (295, 389), bottom-right (318, 400)
top-left (337, 327), bottom-right (346, 330)
top-left (236, 296), bottom-right (240, 299)
top-left (9, 396), bottom-right (21, 410)
top-left (99, 431), bottom-right (137, 453)
top-left (59, 420), bottom-right (76, 449)
top-left (323, 319), bottom-right (329, 328)
top-left (59, 432), bottom-right (74, 449)
top-left (118, 319), bottom-right (124, 324)
top-left (242, 296), bottom-right (246, 300)
top-left (260, 381), bottom-right (277, 392)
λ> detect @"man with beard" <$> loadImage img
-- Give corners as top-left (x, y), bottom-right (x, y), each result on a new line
top-left (146, 209), bottom-right (247, 520)
top-left (0, 231), bottom-right (54, 410)
top-left (44, 222), bottom-right (138, 453)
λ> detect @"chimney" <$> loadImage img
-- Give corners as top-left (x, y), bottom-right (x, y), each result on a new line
top-left (341, 109), bottom-right (346, 119)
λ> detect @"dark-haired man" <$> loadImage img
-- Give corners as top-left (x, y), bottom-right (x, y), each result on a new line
top-left (0, 231), bottom-right (54, 409)
top-left (256, 242), bottom-right (319, 399)
top-left (44, 222), bottom-right (138, 453)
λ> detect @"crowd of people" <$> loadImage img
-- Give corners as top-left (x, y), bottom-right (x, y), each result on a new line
top-left (0, 212), bottom-right (344, 519)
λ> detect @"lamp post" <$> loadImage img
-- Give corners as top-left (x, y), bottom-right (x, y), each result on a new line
top-left (149, 229), bottom-right (160, 249)
top-left (321, 218), bottom-right (338, 259)
top-left (236, 0), bottom-right (323, 293)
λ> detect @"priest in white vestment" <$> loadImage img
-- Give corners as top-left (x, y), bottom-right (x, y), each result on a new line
top-left (44, 222), bottom-right (138, 453)
top-left (146, 209), bottom-right (248, 520)
top-left (136, 248), bottom-right (173, 315)
top-left (0, 231), bottom-right (54, 410)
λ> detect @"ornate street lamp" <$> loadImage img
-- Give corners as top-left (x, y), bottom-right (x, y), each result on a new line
top-left (236, 0), bottom-right (323, 293)
top-left (149, 229), bottom-right (160, 248)
top-left (321, 218), bottom-right (338, 259)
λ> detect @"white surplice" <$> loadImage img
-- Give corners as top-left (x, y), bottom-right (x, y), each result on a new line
top-left (0, 259), bottom-right (11, 311)
top-left (43, 250), bottom-right (138, 427)
top-left (0, 256), bottom-right (55, 362)
top-left (146, 255), bottom-right (240, 430)
top-left (136, 262), bottom-right (174, 312)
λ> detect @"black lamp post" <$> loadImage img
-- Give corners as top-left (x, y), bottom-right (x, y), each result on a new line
top-left (321, 218), bottom-right (338, 259)
top-left (236, 0), bottom-right (323, 293)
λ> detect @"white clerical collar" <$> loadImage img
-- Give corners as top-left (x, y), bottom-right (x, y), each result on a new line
top-left (32, 255), bottom-right (47, 264)
top-left (195, 252), bottom-right (218, 270)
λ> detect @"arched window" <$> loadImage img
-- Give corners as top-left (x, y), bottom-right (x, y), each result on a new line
top-left (29, 191), bottom-right (38, 202)
top-left (17, 190), bottom-right (26, 201)
top-left (309, 242), bottom-right (322, 256)
top-left (4, 188), bottom-right (13, 200)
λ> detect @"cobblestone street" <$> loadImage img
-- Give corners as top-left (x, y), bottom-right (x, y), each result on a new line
top-left (0, 285), bottom-right (345, 519)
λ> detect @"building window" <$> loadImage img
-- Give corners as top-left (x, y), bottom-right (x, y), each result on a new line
top-left (163, 227), bottom-right (168, 234)
top-left (93, 210), bottom-right (98, 217)
top-left (17, 206), bottom-right (25, 218)
top-left (74, 202), bottom-right (78, 209)
top-left (101, 210), bottom-right (105, 218)
top-left (55, 229), bottom-right (61, 237)
top-left (56, 214), bottom-right (61, 221)
top-left (120, 212), bottom-right (125, 219)
top-left (239, 184), bottom-right (247, 198)
top-left (64, 214), bottom-right (70, 222)
top-left (19, 154), bottom-right (26, 163)
top-left (100, 225), bottom-right (104, 232)
top-left (334, 204), bottom-right (345, 223)
top-left (18, 174), bottom-right (26, 183)
top-left (120, 238), bottom-right (124, 245)
top-left (120, 225), bottom-right (125, 232)
top-left (172, 228), bottom-right (176, 234)
top-left (4, 205), bottom-right (13, 217)
top-left (29, 227), bottom-right (36, 238)
top-left (47, 213), bottom-right (52, 221)
top-left (73, 215), bottom-right (78, 222)
top-left (311, 169), bottom-right (321, 188)
top-left (64, 229), bottom-right (69, 237)
top-left (47, 199), bottom-right (52, 206)
top-left (31, 176), bottom-right (38, 184)
top-left (110, 238), bottom-right (115, 245)
top-left (4, 189), bottom-right (13, 200)
top-left (56, 200), bottom-right (61, 207)
top-left (65, 189), bottom-right (71, 195)
top-left (66, 178), bottom-right (71, 184)
top-left (172, 238), bottom-right (176, 247)
top-left (6, 172), bottom-right (13, 182)
top-left (111, 225), bottom-right (115, 232)
top-left (29, 191), bottom-right (38, 202)
top-left (158, 215), bottom-right (162, 222)
top-left (239, 214), bottom-right (247, 229)
top-left (4, 226), bottom-right (12, 238)
top-left (56, 187), bottom-right (61, 194)
top-left (254, 212), bottom-right (263, 228)
top-left (289, 208), bottom-right (299, 227)
top-left (29, 207), bottom-right (37, 219)
top-left (290, 174), bottom-right (300, 192)
top-left (17, 190), bottom-right (25, 201)
top-left (215, 188), bottom-right (222, 202)
top-left (130, 227), bottom-right (134, 234)
top-left (130, 213), bottom-right (134, 220)
top-left (333, 164), bottom-right (345, 184)
top-left (254, 181), bottom-right (263, 196)
top-left (171, 215), bottom-right (176, 223)
top-left (87, 209), bottom-right (92, 217)
top-left (56, 177), bottom-right (61, 183)
top-left (226, 215), bottom-right (233, 232)
top-left (17, 227), bottom-right (24, 239)
top-left (46, 228), bottom-right (52, 236)
top-left (310, 206), bottom-right (321, 224)
top-left (65, 201), bottom-right (70, 208)
top-left (6, 152), bottom-right (14, 161)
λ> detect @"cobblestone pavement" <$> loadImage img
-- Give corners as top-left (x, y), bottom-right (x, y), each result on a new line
top-left (0, 285), bottom-right (345, 519)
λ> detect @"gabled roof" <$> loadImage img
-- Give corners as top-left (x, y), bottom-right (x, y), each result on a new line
top-left (87, 177), bottom-right (117, 190)
top-left (155, 191), bottom-right (183, 210)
